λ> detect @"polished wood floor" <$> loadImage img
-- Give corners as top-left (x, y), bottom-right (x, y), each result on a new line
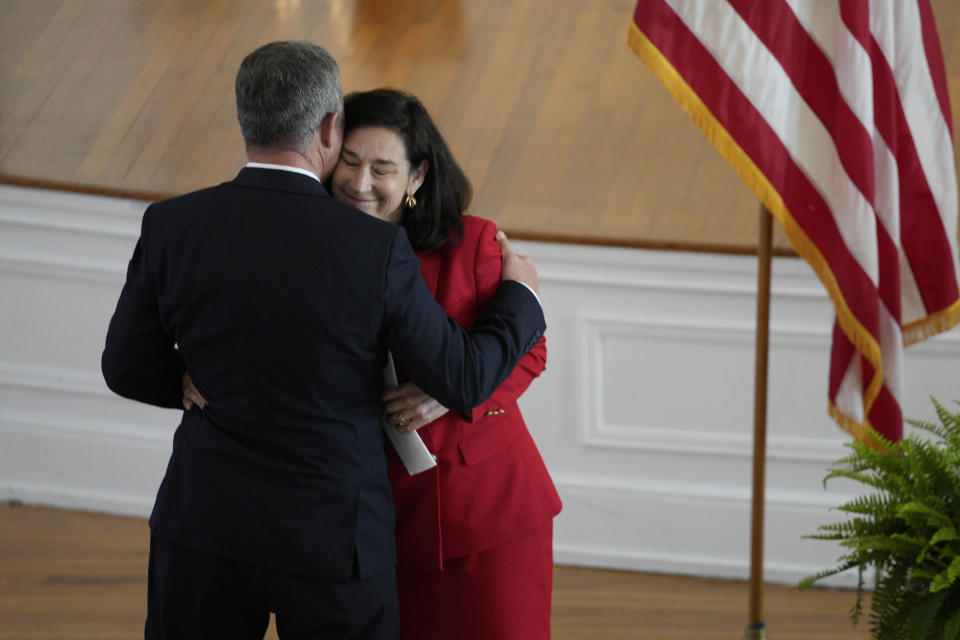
top-left (6, 1), bottom-right (959, 253)
top-left (0, 502), bottom-right (869, 640)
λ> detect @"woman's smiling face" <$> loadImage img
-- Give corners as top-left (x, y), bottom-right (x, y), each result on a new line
top-left (331, 126), bottom-right (426, 225)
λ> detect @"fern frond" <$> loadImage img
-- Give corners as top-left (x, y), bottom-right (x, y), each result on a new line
top-left (906, 438), bottom-right (958, 500)
top-left (931, 526), bottom-right (960, 546)
top-left (943, 603), bottom-right (960, 640)
top-left (850, 564), bottom-right (865, 625)
top-left (908, 417), bottom-right (947, 441)
top-left (824, 468), bottom-right (896, 492)
top-left (797, 563), bottom-right (854, 590)
top-left (855, 533), bottom-right (922, 555)
top-left (837, 492), bottom-right (897, 516)
top-left (808, 518), bottom-right (871, 538)
top-left (930, 555), bottom-right (960, 592)
top-left (918, 526), bottom-right (960, 565)
top-left (898, 501), bottom-right (953, 530)
top-left (933, 398), bottom-right (960, 434)
top-left (889, 532), bottom-right (930, 551)
top-left (869, 562), bottom-right (911, 640)
top-left (902, 588), bottom-right (948, 640)
top-left (908, 568), bottom-right (941, 581)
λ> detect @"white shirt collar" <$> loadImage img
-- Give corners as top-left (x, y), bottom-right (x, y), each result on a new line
top-left (245, 162), bottom-right (321, 183)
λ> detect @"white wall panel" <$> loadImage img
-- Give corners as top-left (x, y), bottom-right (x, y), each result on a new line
top-left (2, 185), bottom-right (956, 588)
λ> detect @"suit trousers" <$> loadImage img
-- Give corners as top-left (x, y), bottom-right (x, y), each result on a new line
top-left (145, 535), bottom-right (398, 640)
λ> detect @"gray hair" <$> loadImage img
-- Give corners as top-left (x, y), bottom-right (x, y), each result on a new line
top-left (235, 41), bottom-right (343, 154)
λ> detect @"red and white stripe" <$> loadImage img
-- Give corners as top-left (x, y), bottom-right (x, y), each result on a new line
top-left (631, 0), bottom-right (959, 441)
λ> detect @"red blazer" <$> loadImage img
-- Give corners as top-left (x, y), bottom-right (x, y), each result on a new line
top-left (389, 216), bottom-right (562, 571)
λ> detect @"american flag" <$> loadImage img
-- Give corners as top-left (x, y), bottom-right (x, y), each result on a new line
top-left (629, 0), bottom-right (960, 443)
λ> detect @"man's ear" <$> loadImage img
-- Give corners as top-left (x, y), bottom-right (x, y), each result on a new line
top-left (318, 111), bottom-right (340, 151)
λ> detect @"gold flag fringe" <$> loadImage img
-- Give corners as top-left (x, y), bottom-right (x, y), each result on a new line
top-left (902, 297), bottom-right (960, 346)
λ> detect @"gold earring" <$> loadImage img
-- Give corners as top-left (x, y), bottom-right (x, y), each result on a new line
top-left (405, 192), bottom-right (417, 208)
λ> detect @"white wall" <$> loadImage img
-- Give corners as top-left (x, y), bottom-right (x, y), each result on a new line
top-left (2, 185), bottom-right (958, 587)
top-left (525, 240), bottom-right (959, 587)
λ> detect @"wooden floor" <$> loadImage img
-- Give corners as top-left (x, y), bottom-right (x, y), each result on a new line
top-left (4, 0), bottom-right (959, 253)
top-left (0, 502), bottom-right (869, 640)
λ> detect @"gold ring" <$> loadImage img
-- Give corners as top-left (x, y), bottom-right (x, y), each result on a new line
top-left (394, 412), bottom-right (410, 427)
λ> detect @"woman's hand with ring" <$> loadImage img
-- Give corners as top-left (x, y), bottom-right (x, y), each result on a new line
top-left (383, 382), bottom-right (449, 433)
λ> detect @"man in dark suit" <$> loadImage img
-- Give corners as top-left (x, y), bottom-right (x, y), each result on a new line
top-left (101, 41), bottom-right (545, 640)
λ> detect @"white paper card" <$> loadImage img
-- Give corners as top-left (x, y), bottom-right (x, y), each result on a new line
top-left (382, 352), bottom-right (437, 475)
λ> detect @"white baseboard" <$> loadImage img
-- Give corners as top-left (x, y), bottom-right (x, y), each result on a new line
top-left (0, 482), bottom-right (154, 518)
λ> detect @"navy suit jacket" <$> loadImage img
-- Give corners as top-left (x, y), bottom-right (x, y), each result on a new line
top-left (101, 168), bottom-right (545, 579)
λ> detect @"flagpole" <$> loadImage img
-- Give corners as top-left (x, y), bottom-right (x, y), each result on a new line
top-left (743, 203), bottom-right (773, 640)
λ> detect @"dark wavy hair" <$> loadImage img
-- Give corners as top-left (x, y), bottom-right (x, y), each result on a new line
top-left (341, 89), bottom-right (471, 252)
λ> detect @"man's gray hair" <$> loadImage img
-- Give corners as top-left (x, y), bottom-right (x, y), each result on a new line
top-left (235, 41), bottom-right (343, 154)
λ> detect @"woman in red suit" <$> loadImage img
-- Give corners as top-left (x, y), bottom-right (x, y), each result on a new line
top-left (330, 89), bottom-right (562, 640)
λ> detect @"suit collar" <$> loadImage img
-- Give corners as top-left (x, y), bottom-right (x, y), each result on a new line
top-left (225, 167), bottom-right (330, 198)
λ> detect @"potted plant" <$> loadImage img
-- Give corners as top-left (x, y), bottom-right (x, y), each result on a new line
top-left (799, 398), bottom-right (960, 639)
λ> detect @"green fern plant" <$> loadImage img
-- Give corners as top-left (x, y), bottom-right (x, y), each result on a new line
top-left (799, 398), bottom-right (960, 640)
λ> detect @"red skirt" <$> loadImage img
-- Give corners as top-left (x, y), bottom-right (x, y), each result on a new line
top-left (397, 523), bottom-right (554, 640)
